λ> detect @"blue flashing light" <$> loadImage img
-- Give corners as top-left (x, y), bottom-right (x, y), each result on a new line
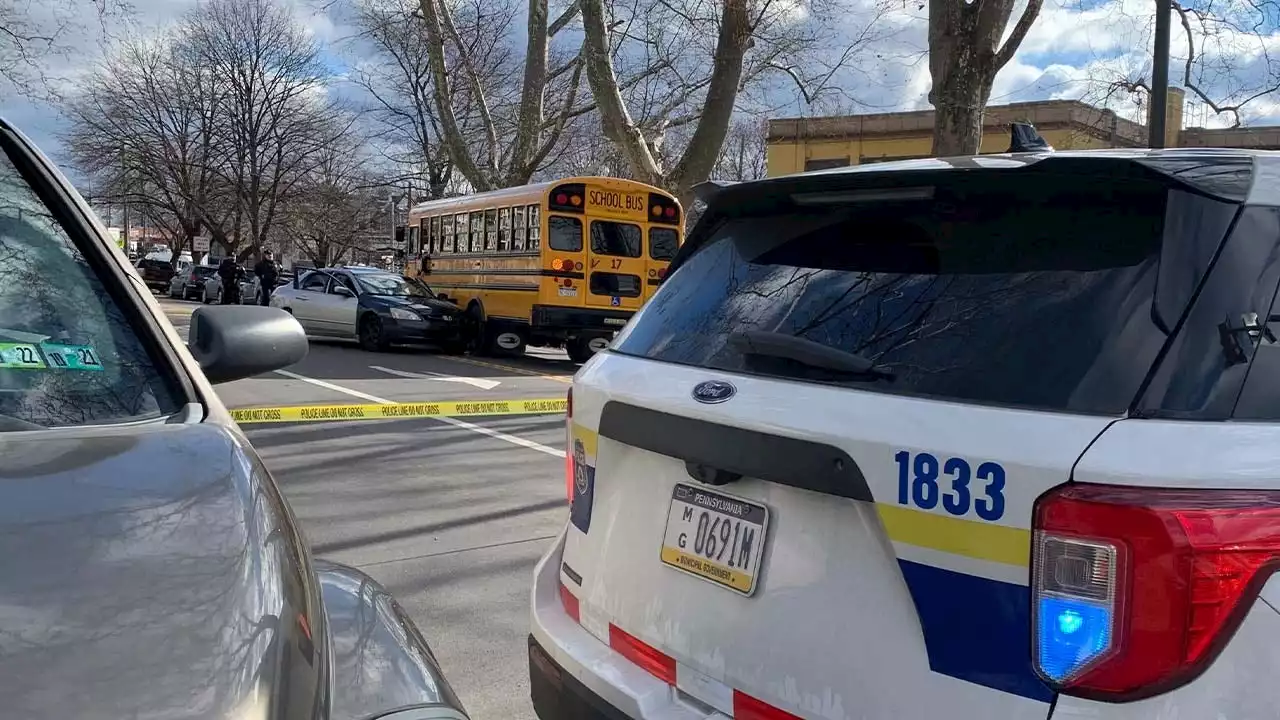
top-left (1035, 596), bottom-right (1113, 684)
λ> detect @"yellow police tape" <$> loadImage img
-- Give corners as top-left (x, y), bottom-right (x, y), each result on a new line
top-left (230, 398), bottom-right (567, 424)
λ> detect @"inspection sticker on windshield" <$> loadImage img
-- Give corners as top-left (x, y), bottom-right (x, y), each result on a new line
top-left (0, 343), bottom-right (46, 369)
top-left (660, 483), bottom-right (769, 596)
top-left (40, 344), bottom-right (104, 372)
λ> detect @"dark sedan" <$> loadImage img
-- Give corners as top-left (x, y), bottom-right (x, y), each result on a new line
top-left (0, 117), bottom-right (470, 720)
top-left (272, 267), bottom-right (466, 353)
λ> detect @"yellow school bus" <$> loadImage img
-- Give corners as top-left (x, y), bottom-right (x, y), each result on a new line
top-left (405, 177), bottom-right (682, 362)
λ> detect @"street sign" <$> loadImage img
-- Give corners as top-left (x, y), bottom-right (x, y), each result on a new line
top-left (193, 237), bottom-right (210, 252)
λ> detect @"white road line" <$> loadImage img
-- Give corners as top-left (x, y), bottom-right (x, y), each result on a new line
top-left (272, 368), bottom-right (565, 458)
top-left (274, 369), bottom-right (392, 404)
top-left (369, 364), bottom-right (501, 391)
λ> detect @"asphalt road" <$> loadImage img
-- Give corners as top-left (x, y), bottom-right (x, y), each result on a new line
top-left (159, 297), bottom-right (571, 720)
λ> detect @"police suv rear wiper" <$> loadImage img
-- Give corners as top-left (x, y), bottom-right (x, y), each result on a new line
top-left (726, 330), bottom-right (896, 381)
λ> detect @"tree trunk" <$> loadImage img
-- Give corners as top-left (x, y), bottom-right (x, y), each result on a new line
top-left (578, 0), bottom-right (663, 185)
top-left (665, 0), bottom-right (752, 197)
top-left (927, 0), bottom-right (1042, 157)
top-left (929, 72), bottom-right (993, 157)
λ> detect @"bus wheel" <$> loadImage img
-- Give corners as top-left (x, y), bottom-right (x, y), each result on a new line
top-left (490, 329), bottom-right (527, 357)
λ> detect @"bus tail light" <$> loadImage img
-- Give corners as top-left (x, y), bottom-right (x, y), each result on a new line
top-left (1032, 482), bottom-right (1280, 700)
top-left (657, 267), bottom-right (667, 279)
top-left (551, 183), bottom-right (586, 213)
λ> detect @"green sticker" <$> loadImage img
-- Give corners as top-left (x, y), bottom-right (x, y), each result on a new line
top-left (40, 344), bottom-right (104, 372)
top-left (0, 343), bottom-right (46, 369)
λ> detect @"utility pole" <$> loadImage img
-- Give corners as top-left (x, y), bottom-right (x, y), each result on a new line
top-left (1150, 0), bottom-right (1172, 148)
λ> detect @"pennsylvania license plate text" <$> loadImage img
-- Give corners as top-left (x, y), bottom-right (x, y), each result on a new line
top-left (660, 483), bottom-right (769, 596)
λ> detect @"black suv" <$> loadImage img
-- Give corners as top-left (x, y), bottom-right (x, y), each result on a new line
top-left (135, 257), bottom-right (175, 292)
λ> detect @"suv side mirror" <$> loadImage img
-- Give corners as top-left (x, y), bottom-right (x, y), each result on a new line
top-left (188, 306), bottom-right (307, 384)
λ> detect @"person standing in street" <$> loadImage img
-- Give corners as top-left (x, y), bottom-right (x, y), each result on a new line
top-left (217, 256), bottom-right (241, 305)
top-left (254, 249), bottom-right (279, 306)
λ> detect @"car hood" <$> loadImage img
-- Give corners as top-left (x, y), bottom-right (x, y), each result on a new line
top-left (375, 295), bottom-right (460, 314)
top-left (0, 421), bottom-right (327, 720)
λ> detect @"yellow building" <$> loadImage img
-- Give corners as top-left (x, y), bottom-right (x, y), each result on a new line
top-left (767, 88), bottom-right (1280, 177)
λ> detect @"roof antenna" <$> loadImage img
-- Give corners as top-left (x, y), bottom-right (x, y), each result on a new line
top-left (1008, 121), bottom-right (1054, 153)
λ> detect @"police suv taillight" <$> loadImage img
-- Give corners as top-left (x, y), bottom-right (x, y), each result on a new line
top-left (1032, 483), bottom-right (1280, 700)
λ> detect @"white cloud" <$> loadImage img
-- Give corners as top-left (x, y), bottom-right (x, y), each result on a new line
top-left (8, 0), bottom-right (1280, 168)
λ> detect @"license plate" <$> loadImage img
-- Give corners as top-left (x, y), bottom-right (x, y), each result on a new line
top-left (660, 483), bottom-right (769, 596)
top-left (603, 318), bottom-right (626, 326)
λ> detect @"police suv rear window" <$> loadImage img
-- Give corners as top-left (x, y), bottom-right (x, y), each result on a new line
top-left (613, 176), bottom-right (1169, 414)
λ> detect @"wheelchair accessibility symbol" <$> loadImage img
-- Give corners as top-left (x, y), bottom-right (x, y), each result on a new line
top-left (610, 296), bottom-right (620, 306)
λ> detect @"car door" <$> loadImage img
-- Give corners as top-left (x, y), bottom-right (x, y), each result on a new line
top-left (291, 272), bottom-right (333, 334)
top-left (168, 268), bottom-right (187, 296)
top-left (321, 272), bottom-right (360, 339)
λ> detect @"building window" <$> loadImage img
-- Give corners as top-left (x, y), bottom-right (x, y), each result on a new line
top-left (804, 157), bottom-right (851, 172)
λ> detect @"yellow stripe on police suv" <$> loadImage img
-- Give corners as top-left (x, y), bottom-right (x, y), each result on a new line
top-left (570, 422), bottom-right (598, 458)
top-left (875, 503), bottom-right (1030, 568)
top-left (231, 398), bottom-right (567, 424)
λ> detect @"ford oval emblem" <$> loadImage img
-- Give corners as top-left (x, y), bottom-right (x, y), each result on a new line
top-left (692, 380), bottom-right (736, 404)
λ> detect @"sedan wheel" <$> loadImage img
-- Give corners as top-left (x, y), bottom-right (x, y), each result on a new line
top-left (359, 315), bottom-right (389, 352)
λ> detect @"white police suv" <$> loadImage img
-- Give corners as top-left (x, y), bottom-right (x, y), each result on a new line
top-left (529, 146), bottom-right (1280, 719)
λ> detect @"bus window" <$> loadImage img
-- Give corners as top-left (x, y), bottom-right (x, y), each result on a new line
top-left (485, 209), bottom-right (498, 251)
top-left (590, 221), bottom-right (641, 257)
top-left (441, 215), bottom-right (454, 253)
top-left (528, 205), bottom-right (541, 250)
top-left (590, 272), bottom-right (642, 297)
top-left (512, 207), bottom-right (526, 251)
top-left (498, 208), bottom-right (512, 251)
top-left (650, 227), bottom-right (678, 260)
top-left (549, 216), bottom-right (583, 252)
top-left (429, 216), bottom-right (440, 254)
top-left (456, 213), bottom-right (469, 252)
top-left (470, 211), bottom-right (484, 252)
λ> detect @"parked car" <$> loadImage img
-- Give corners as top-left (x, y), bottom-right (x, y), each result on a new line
top-left (532, 140), bottom-right (1280, 719)
top-left (272, 267), bottom-right (465, 353)
top-left (166, 264), bottom-right (217, 301)
top-left (242, 271), bottom-right (294, 305)
top-left (134, 257), bottom-right (174, 293)
top-left (0, 116), bottom-right (470, 720)
top-left (200, 267), bottom-right (255, 304)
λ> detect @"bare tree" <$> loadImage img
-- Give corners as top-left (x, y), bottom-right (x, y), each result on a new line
top-left (185, 0), bottom-right (352, 259)
top-left (276, 143), bottom-right (386, 268)
top-left (927, 0), bottom-right (1043, 156)
top-left (62, 33), bottom-right (217, 259)
top-left (714, 119), bottom-right (768, 182)
top-left (349, 0), bottom-right (456, 200)
top-left (414, 0), bottom-right (594, 190)
top-left (1088, 1), bottom-right (1280, 129)
top-left (0, 0), bottom-right (128, 98)
top-left (580, 0), bottom-right (887, 201)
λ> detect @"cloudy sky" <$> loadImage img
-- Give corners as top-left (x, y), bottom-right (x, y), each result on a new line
top-left (4, 0), bottom-right (1280, 167)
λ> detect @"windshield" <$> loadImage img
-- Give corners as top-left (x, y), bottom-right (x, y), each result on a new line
top-left (354, 271), bottom-right (434, 298)
top-left (0, 133), bottom-right (181, 429)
